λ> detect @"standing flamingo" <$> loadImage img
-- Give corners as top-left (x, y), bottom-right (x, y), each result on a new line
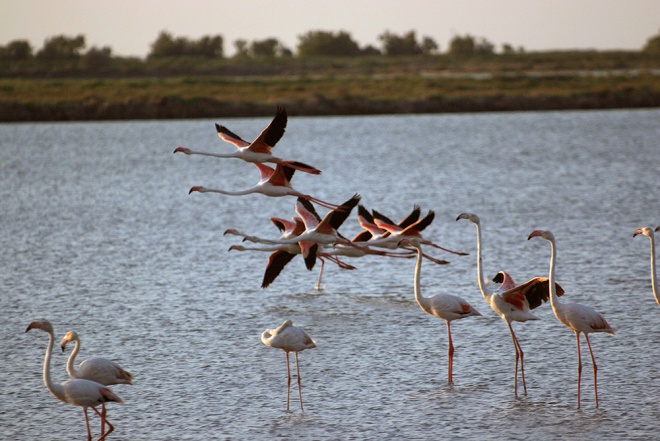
top-left (174, 106), bottom-right (321, 174)
top-left (188, 162), bottom-right (341, 210)
top-left (261, 320), bottom-right (316, 412)
top-left (633, 226), bottom-right (659, 305)
top-left (528, 230), bottom-right (615, 409)
top-left (401, 239), bottom-right (481, 383)
top-left (457, 213), bottom-right (565, 396)
top-left (26, 320), bottom-right (123, 441)
top-left (61, 331), bottom-right (133, 437)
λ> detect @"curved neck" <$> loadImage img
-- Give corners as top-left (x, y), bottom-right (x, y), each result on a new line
top-left (473, 222), bottom-right (493, 301)
top-left (547, 238), bottom-right (561, 312)
top-left (42, 331), bottom-right (65, 401)
top-left (65, 339), bottom-right (81, 378)
top-left (412, 246), bottom-right (432, 313)
top-left (650, 234), bottom-right (659, 305)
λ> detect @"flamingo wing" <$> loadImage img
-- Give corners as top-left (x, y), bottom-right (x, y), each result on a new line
top-left (262, 250), bottom-right (297, 288)
top-left (253, 163), bottom-right (276, 181)
top-left (265, 164), bottom-right (295, 187)
top-left (357, 205), bottom-right (385, 237)
top-left (502, 277), bottom-right (565, 310)
top-left (248, 106), bottom-right (287, 154)
top-left (215, 123), bottom-right (250, 148)
top-left (397, 205), bottom-right (422, 228)
top-left (400, 210), bottom-right (435, 237)
top-left (296, 198), bottom-right (322, 229)
top-left (327, 194), bottom-right (361, 231)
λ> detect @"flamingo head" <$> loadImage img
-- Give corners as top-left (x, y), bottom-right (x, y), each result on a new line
top-left (25, 319), bottom-right (53, 334)
top-left (188, 186), bottom-right (206, 194)
top-left (633, 226), bottom-right (655, 239)
top-left (397, 237), bottom-right (420, 248)
top-left (228, 245), bottom-right (245, 252)
top-left (60, 330), bottom-right (79, 352)
top-left (456, 212), bottom-right (480, 224)
top-left (224, 228), bottom-right (240, 236)
top-left (173, 146), bottom-right (191, 154)
top-left (528, 230), bottom-right (554, 242)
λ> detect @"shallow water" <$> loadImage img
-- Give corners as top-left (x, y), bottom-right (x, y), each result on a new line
top-left (1, 109), bottom-right (659, 440)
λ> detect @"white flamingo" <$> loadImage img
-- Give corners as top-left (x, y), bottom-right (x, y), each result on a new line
top-left (261, 320), bottom-right (316, 412)
top-left (26, 320), bottom-right (123, 441)
top-left (457, 212), bottom-right (565, 396)
top-left (402, 239), bottom-right (481, 383)
top-left (174, 106), bottom-right (321, 174)
top-left (528, 230), bottom-right (615, 409)
top-left (633, 226), bottom-right (659, 305)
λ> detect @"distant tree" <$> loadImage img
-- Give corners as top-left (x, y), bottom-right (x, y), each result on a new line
top-left (420, 36), bottom-right (439, 55)
top-left (502, 43), bottom-right (515, 54)
top-left (448, 34), bottom-right (495, 56)
top-left (36, 34), bottom-right (85, 60)
top-left (1, 39), bottom-right (33, 60)
top-left (361, 44), bottom-right (381, 56)
top-left (379, 30), bottom-right (421, 55)
top-left (194, 35), bottom-right (224, 57)
top-left (233, 39), bottom-right (249, 58)
top-left (297, 30), bottom-right (361, 57)
top-left (642, 30), bottom-right (660, 55)
top-left (81, 46), bottom-right (113, 70)
top-left (250, 38), bottom-right (280, 58)
top-left (149, 31), bottom-right (223, 58)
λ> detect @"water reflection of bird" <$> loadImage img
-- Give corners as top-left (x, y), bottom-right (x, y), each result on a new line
top-left (457, 213), bottom-right (564, 396)
top-left (401, 239), bottom-right (481, 383)
top-left (26, 320), bottom-right (123, 441)
top-left (528, 230), bottom-right (615, 409)
top-left (261, 320), bottom-right (316, 412)
top-left (174, 106), bottom-right (321, 174)
top-left (60, 330), bottom-right (133, 436)
top-left (633, 226), bottom-right (659, 305)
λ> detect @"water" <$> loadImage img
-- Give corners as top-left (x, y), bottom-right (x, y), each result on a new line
top-left (1, 109), bottom-right (658, 440)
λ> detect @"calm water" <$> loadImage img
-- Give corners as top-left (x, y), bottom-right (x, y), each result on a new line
top-left (1, 109), bottom-right (658, 440)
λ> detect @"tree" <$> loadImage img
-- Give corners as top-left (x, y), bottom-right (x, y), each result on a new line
top-left (250, 38), bottom-right (280, 58)
top-left (642, 30), bottom-right (660, 55)
top-left (448, 34), bottom-right (495, 56)
top-left (1, 39), bottom-right (33, 60)
top-left (36, 34), bottom-right (85, 60)
top-left (81, 46), bottom-right (113, 70)
top-left (233, 39), bottom-right (249, 58)
top-left (420, 37), bottom-right (439, 55)
top-left (378, 30), bottom-right (436, 56)
top-left (149, 31), bottom-right (223, 58)
top-left (297, 30), bottom-right (361, 57)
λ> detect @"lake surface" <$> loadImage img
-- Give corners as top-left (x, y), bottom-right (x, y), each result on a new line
top-left (1, 109), bottom-right (658, 440)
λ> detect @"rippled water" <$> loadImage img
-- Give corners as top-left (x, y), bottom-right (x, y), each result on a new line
top-left (1, 109), bottom-right (658, 440)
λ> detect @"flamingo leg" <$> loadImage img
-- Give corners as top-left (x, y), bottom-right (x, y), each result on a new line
top-left (584, 333), bottom-right (599, 408)
top-left (295, 352), bottom-right (304, 411)
top-left (508, 322), bottom-right (527, 396)
top-left (303, 195), bottom-right (343, 211)
top-left (83, 407), bottom-right (92, 441)
top-left (315, 258), bottom-right (325, 291)
top-left (92, 405), bottom-right (114, 441)
top-left (446, 321), bottom-right (454, 384)
top-left (285, 352), bottom-right (291, 412)
top-left (575, 331), bottom-right (582, 409)
top-left (426, 242), bottom-right (469, 256)
top-left (99, 403), bottom-right (106, 437)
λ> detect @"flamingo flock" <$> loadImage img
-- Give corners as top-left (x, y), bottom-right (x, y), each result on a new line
top-left (25, 108), bottom-right (657, 437)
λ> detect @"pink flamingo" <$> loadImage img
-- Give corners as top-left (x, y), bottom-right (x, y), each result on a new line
top-left (26, 320), bottom-right (123, 441)
top-left (402, 239), bottom-right (481, 383)
top-left (633, 226), bottom-right (659, 305)
top-left (261, 320), bottom-right (316, 412)
top-left (61, 331), bottom-right (132, 437)
top-left (457, 212), bottom-right (565, 396)
top-left (528, 230), bottom-right (615, 408)
top-left (188, 163), bottom-right (341, 210)
top-left (174, 106), bottom-right (321, 174)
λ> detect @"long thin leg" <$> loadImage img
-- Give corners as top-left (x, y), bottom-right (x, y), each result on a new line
top-left (507, 323), bottom-right (520, 395)
top-left (295, 352), bottom-right (304, 411)
top-left (575, 332), bottom-right (582, 409)
top-left (584, 333), bottom-right (599, 408)
top-left (315, 258), bottom-right (325, 290)
top-left (285, 352), bottom-right (291, 411)
top-left (99, 403), bottom-right (106, 437)
top-left (446, 321), bottom-right (454, 384)
top-left (92, 405), bottom-right (114, 441)
top-left (508, 323), bottom-right (527, 396)
top-left (83, 407), bottom-right (92, 441)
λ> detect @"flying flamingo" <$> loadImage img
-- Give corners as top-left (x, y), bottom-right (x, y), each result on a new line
top-left (457, 213), bottom-right (565, 396)
top-left (528, 230), bottom-right (615, 409)
top-left (261, 320), bottom-right (317, 412)
top-left (633, 226), bottom-right (659, 305)
top-left (188, 162), bottom-right (342, 210)
top-left (26, 320), bottom-right (123, 441)
top-left (401, 239), bottom-right (481, 383)
top-left (174, 106), bottom-right (321, 174)
top-left (60, 331), bottom-right (133, 437)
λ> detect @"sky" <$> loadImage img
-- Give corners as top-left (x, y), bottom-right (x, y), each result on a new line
top-left (2, 0), bottom-right (659, 57)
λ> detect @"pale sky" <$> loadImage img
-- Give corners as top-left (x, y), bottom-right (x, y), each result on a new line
top-left (2, 0), bottom-right (659, 57)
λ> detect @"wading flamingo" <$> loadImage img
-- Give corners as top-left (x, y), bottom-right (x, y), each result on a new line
top-left (633, 226), bottom-right (659, 305)
top-left (188, 163), bottom-right (341, 210)
top-left (528, 230), bottom-right (615, 408)
top-left (457, 213), bottom-right (564, 396)
top-left (26, 320), bottom-right (123, 441)
top-left (261, 320), bottom-right (316, 412)
top-left (174, 106), bottom-right (321, 174)
top-left (401, 239), bottom-right (481, 383)
top-left (61, 331), bottom-right (132, 437)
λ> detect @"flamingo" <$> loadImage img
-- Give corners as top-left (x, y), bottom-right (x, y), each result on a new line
top-left (188, 162), bottom-right (341, 210)
top-left (633, 226), bottom-right (659, 305)
top-left (174, 106), bottom-right (321, 174)
top-left (456, 213), bottom-right (565, 396)
top-left (60, 331), bottom-right (133, 437)
top-left (26, 320), bottom-right (123, 441)
top-left (528, 230), bottom-right (615, 409)
top-left (401, 239), bottom-right (481, 383)
top-left (261, 320), bottom-right (316, 412)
